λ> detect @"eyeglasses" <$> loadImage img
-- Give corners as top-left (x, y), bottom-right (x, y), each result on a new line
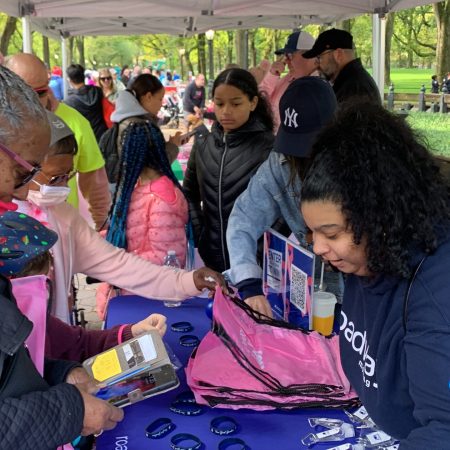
top-left (100, 77), bottom-right (112, 81)
top-left (285, 51), bottom-right (300, 60)
top-left (316, 50), bottom-right (335, 62)
top-left (34, 87), bottom-right (49, 98)
top-left (0, 142), bottom-right (41, 188)
top-left (33, 169), bottom-right (77, 187)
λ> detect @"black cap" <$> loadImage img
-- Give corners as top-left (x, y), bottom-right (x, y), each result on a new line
top-left (274, 77), bottom-right (337, 157)
top-left (302, 28), bottom-right (353, 59)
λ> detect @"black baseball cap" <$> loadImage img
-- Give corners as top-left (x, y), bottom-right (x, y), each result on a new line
top-left (274, 77), bottom-right (337, 157)
top-left (302, 28), bottom-right (354, 59)
top-left (274, 31), bottom-right (315, 55)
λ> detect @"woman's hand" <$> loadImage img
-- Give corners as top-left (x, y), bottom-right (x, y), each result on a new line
top-left (131, 313), bottom-right (168, 337)
top-left (244, 295), bottom-right (273, 318)
top-left (193, 267), bottom-right (228, 293)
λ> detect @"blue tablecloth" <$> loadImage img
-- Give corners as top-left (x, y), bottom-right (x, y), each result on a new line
top-left (97, 295), bottom-right (356, 450)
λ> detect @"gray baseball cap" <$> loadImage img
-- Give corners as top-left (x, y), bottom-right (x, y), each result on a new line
top-left (46, 110), bottom-right (74, 147)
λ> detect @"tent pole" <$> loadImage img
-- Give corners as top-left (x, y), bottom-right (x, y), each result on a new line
top-left (61, 35), bottom-right (68, 100)
top-left (21, 16), bottom-right (32, 53)
top-left (372, 13), bottom-right (386, 98)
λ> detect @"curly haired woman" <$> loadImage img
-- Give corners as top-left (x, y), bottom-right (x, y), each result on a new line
top-left (301, 102), bottom-right (450, 447)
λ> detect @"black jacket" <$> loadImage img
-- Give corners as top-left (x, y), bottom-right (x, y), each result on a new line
top-left (0, 275), bottom-right (84, 449)
top-left (66, 85), bottom-right (108, 142)
top-left (333, 58), bottom-right (381, 105)
top-left (184, 118), bottom-right (273, 272)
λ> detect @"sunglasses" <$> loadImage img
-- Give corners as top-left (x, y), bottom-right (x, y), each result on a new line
top-left (316, 50), bottom-right (335, 62)
top-left (34, 87), bottom-right (49, 98)
top-left (100, 77), bottom-right (112, 81)
top-left (33, 170), bottom-right (77, 187)
top-left (0, 142), bottom-right (41, 189)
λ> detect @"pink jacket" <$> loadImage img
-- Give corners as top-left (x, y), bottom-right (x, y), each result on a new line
top-left (259, 72), bottom-right (295, 132)
top-left (18, 201), bottom-right (199, 322)
top-left (127, 175), bottom-right (188, 266)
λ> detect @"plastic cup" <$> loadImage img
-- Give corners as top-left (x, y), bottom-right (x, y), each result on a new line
top-left (312, 291), bottom-right (337, 336)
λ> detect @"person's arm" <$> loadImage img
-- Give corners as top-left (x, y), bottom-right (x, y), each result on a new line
top-left (400, 260), bottom-right (450, 448)
top-left (183, 140), bottom-right (204, 245)
top-left (225, 153), bottom-right (284, 291)
top-left (78, 167), bottom-right (111, 230)
top-left (0, 382), bottom-right (84, 449)
top-left (259, 64), bottom-right (284, 100)
top-left (199, 87), bottom-right (206, 109)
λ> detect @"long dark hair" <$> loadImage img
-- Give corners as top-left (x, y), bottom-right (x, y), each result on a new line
top-left (212, 68), bottom-right (273, 131)
top-left (301, 101), bottom-right (450, 278)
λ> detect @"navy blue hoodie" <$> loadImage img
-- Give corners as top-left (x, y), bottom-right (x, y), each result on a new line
top-left (340, 232), bottom-right (450, 449)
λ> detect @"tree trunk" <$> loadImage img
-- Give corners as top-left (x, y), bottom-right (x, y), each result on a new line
top-left (68, 37), bottom-right (75, 64)
top-left (384, 12), bottom-right (395, 86)
top-left (197, 33), bottom-right (206, 75)
top-left (249, 30), bottom-right (257, 67)
top-left (42, 36), bottom-right (50, 68)
top-left (0, 16), bottom-right (18, 56)
top-left (185, 50), bottom-right (195, 76)
top-left (336, 19), bottom-right (353, 33)
top-left (236, 30), bottom-right (246, 68)
top-left (76, 36), bottom-right (85, 67)
top-left (433, 1), bottom-right (450, 82)
top-left (227, 31), bottom-right (234, 64)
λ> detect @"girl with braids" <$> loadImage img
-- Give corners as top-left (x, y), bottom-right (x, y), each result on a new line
top-left (184, 68), bottom-right (274, 273)
top-left (96, 74), bottom-right (193, 317)
top-left (301, 102), bottom-right (450, 447)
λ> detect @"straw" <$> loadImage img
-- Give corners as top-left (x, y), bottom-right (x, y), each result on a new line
top-left (318, 261), bottom-right (325, 291)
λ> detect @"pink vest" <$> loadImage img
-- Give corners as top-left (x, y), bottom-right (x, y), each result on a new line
top-left (126, 176), bottom-right (188, 266)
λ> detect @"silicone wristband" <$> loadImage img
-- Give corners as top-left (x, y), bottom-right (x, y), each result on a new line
top-left (175, 391), bottom-right (196, 403)
top-left (218, 437), bottom-right (248, 450)
top-left (170, 433), bottom-right (202, 450)
top-left (210, 416), bottom-right (238, 436)
top-left (145, 417), bottom-right (175, 439)
top-left (179, 335), bottom-right (200, 347)
top-left (170, 400), bottom-right (203, 416)
top-left (171, 321), bottom-right (194, 332)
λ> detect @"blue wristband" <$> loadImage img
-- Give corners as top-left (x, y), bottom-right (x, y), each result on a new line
top-left (170, 400), bottom-right (203, 416)
top-left (210, 416), bottom-right (239, 436)
top-left (145, 417), bottom-right (175, 439)
top-left (171, 321), bottom-right (194, 332)
top-left (170, 433), bottom-right (202, 450)
top-left (175, 390), bottom-right (196, 403)
top-left (179, 334), bottom-right (200, 347)
top-left (218, 437), bottom-right (249, 450)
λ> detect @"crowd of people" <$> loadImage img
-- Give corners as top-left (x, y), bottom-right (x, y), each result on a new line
top-left (0, 27), bottom-right (449, 449)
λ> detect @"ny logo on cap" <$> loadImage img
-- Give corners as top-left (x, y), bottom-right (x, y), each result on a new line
top-left (284, 107), bottom-right (298, 128)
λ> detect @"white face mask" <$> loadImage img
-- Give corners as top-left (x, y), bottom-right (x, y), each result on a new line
top-left (27, 184), bottom-right (71, 208)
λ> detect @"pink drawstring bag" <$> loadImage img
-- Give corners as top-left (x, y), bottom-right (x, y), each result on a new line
top-left (11, 275), bottom-right (49, 376)
top-left (186, 289), bottom-right (359, 411)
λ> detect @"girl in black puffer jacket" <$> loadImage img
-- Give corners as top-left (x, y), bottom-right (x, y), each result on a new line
top-left (184, 68), bottom-right (274, 272)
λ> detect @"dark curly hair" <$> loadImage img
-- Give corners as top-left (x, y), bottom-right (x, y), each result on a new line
top-left (301, 102), bottom-right (450, 278)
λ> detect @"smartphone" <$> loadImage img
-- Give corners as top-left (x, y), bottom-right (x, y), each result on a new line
top-left (179, 128), bottom-right (198, 144)
top-left (96, 364), bottom-right (179, 407)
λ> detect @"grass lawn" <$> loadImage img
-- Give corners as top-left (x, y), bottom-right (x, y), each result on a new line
top-left (406, 112), bottom-right (450, 157)
top-left (386, 68), bottom-right (434, 94)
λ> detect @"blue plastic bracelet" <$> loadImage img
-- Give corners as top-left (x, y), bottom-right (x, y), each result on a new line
top-left (179, 334), bottom-right (200, 347)
top-left (218, 437), bottom-right (249, 450)
top-left (170, 433), bottom-right (203, 450)
top-left (175, 390), bottom-right (196, 403)
top-left (170, 400), bottom-right (203, 416)
top-left (145, 417), bottom-right (175, 439)
top-left (171, 321), bottom-right (194, 332)
top-left (210, 416), bottom-right (239, 436)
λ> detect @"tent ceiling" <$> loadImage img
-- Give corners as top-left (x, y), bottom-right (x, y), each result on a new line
top-left (0, 1), bottom-right (434, 37)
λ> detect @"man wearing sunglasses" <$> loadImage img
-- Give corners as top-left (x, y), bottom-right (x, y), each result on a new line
top-left (259, 31), bottom-right (318, 131)
top-left (302, 28), bottom-right (381, 105)
top-left (6, 53), bottom-right (111, 231)
top-left (0, 65), bottom-right (124, 449)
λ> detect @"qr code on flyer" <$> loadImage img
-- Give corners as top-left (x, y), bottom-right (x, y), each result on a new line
top-left (289, 264), bottom-right (307, 313)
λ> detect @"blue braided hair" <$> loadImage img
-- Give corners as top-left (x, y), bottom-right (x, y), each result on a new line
top-left (107, 120), bottom-right (195, 267)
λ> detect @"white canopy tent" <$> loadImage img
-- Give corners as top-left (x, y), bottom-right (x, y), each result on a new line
top-left (0, 0), bottom-right (435, 94)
